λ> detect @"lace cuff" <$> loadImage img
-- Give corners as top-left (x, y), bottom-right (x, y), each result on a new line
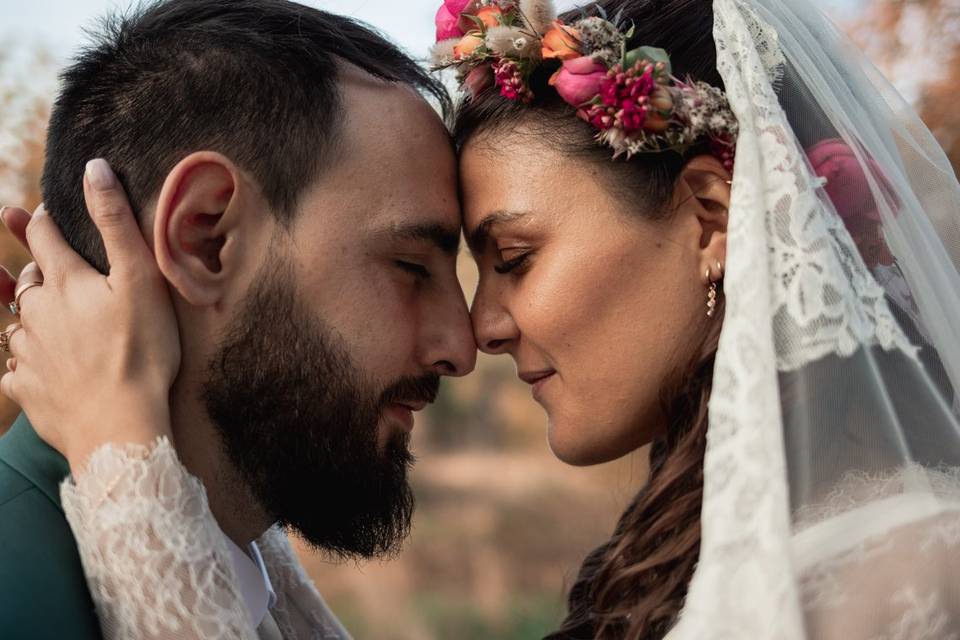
top-left (60, 437), bottom-right (257, 640)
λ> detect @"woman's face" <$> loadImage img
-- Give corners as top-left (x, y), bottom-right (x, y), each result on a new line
top-left (461, 133), bottom-right (727, 466)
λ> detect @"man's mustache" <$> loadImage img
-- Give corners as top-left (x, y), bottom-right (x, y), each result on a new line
top-left (379, 373), bottom-right (441, 407)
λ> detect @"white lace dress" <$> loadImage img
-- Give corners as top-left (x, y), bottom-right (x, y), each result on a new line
top-left (59, 437), bottom-right (351, 640)
top-left (58, 436), bottom-right (960, 640)
top-left (792, 468), bottom-right (960, 640)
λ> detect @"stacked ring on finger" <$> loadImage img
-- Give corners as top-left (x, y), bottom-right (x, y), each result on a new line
top-left (0, 323), bottom-right (22, 353)
top-left (10, 281), bottom-right (42, 317)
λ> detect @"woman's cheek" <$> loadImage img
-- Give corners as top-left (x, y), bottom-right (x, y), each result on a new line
top-left (517, 252), bottom-right (587, 342)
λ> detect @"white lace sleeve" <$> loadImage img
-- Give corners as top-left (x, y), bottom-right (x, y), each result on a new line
top-left (794, 471), bottom-right (960, 639)
top-left (59, 437), bottom-right (257, 640)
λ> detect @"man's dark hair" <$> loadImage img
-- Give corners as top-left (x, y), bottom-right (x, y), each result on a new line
top-left (42, 0), bottom-right (451, 273)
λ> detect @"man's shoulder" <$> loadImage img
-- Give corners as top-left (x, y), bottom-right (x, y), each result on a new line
top-left (0, 458), bottom-right (103, 639)
top-left (0, 455), bottom-right (34, 506)
top-left (0, 456), bottom-right (66, 530)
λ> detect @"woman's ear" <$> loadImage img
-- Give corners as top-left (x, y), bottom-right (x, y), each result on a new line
top-left (674, 154), bottom-right (732, 277)
top-left (153, 151), bottom-right (243, 307)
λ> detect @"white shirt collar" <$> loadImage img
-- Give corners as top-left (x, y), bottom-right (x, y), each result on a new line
top-left (224, 535), bottom-right (278, 628)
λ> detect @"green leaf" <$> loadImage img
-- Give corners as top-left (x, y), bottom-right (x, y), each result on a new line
top-left (624, 46), bottom-right (671, 75)
top-left (462, 13), bottom-right (487, 32)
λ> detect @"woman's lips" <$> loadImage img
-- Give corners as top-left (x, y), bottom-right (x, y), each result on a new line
top-left (518, 370), bottom-right (556, 402)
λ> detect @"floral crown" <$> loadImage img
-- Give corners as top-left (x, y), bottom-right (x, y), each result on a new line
top-left (431, 0), bottom-right (738, 167)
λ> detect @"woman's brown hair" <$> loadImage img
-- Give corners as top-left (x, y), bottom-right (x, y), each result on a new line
top-left (452, 0), bottom-right (724, 636)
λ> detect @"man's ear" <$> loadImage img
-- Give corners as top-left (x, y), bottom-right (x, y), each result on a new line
top-left (674, 154), bottom-right (732, 278)
top-left (153, 151), bottom-right (245, 307)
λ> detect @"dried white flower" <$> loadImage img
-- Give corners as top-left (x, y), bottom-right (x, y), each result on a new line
top-left (519, 0), bottom-right (556, 34)
top-left (430, 39), bottom-right (459, 67)
top-left (486, 25), bottom-right (540, 59)
top-left (598, 128), bottom-right (629, 157)
top-left (574, 16), bottom-right (624, 56)
top-left (590, 48), bottom-right (621, 68)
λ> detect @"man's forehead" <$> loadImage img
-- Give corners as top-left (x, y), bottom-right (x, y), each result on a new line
top-left (338, 68), bottom-right (446, 140)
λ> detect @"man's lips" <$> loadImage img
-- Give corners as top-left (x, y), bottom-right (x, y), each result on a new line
top-left (393, 400), bottom-right (429, 412)
top-left (383, 401), bottom-right (429, 432)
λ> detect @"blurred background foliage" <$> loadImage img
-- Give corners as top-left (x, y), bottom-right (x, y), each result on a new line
top-left (0, 1), bottom-right (957, 637)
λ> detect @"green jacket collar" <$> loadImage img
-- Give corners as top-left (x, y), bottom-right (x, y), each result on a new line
top-left (0, 413), bottom-right (70, 511)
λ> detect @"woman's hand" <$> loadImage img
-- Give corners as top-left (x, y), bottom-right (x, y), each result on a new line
top-left (0, 159), bottom-right (181, 473)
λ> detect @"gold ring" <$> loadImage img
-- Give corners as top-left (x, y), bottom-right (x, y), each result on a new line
top-left (0, 325), bottom-right (22, 354)
top-left (13, 281), bottom-right (42, 312)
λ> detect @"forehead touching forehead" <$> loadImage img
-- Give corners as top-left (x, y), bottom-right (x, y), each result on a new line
top-left (302, 64), bottom-right (460, 236)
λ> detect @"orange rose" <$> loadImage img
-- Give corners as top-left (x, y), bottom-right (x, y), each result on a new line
top-left (649, 86), bottom-right (674, 112)
top-left (476, 5), bottom-right (503, 28)
top-left (541, 21), bottom-right (581, 60)
top-left (454, 32), bottom-right (484, 58)
top-left (644, 87), bottom-right (674, 132)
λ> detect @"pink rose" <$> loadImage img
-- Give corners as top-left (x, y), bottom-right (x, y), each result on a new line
top-left (807, 138), bottom-right (899, 267)
top-left (435, 5), bottom-right (463, 41)
top-left (464, 64), bottom-right (494, 96)
top-left (435, 0), bottom-right (472, 41)
top-left (549, 56), bottom-right (608, 107)
top-left (807, 138), bottom-right (893, 222)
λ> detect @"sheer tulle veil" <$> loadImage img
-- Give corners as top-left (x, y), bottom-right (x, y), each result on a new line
top-left (669, 0), bottom-right (960, 636)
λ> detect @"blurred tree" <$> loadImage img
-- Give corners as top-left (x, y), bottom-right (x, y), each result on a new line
top-left (850, 0), bottom-right (960, 173)
top-left (0, 48), bottom-right (52, 433)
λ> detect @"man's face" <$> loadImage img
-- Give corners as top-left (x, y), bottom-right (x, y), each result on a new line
top-left (201, 71), bottom-right (476, 558)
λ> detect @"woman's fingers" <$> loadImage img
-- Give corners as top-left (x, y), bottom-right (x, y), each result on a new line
top-left (17, 262), bottom-right (43, 287)
top-left (0, 370), bottom-right (18, 404)
top-left (0, 323), bottom-right (25, 386)
top-left (82, 159), bottom-right (153, 279)
top-left (0, 205), bottom-right (33, 253)
top-left (4, 322), bottom-right (24, 354)
top-left (3, 159), bottom-right (153, 287)
top-left (1, 319), bottom-right (29, 401)
top-left (13, 263), bottom-right (44, 319)
top-left (24, 206), bottom-right (88, 280)
top-left (0, 266), bottom-right (18, 309)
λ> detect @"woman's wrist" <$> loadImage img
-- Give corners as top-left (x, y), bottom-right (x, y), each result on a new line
top-left (65, 399), bottom-right (173, 476)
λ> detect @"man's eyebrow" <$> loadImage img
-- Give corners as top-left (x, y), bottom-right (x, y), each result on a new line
top-left (466, 210), bottom-right (529, 253)
top-left (379, 221), bottom-right (462, 256)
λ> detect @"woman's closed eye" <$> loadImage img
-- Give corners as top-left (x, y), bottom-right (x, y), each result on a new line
top-left (494, 248), bottom-right (533, 275)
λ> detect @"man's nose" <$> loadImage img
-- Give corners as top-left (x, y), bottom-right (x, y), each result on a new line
top-left (422, 290), bottom-right (477, 377)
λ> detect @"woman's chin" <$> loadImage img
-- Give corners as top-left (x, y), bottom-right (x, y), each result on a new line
top-left (546, 414), bottom-right (653, 467)
top-left (547, 423), bottom-right (623, 467)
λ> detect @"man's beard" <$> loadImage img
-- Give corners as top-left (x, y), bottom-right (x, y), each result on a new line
top-left (200, 258), bottom-right (438, 559)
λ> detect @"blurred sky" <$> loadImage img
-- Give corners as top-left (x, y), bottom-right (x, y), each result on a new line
top-left (1, 0), bottom-right (864, 66)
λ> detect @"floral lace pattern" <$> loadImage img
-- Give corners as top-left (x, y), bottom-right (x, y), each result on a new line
top-left (668, 0), bottom-right (926, 638)
top-left (60, 437), bottom-right (350, 639)
top-left (740, 2), bottom-right (786, 86)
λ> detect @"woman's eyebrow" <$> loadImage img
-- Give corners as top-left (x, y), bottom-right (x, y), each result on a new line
top-left (466, 210), bottom-right (529, 253)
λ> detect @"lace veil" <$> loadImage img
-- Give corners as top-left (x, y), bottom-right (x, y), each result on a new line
top-left (667, 0), bottom-right (960, 637)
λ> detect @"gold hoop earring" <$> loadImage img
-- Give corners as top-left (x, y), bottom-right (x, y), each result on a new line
top-left (706, 265), bottom-right (723, 318)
